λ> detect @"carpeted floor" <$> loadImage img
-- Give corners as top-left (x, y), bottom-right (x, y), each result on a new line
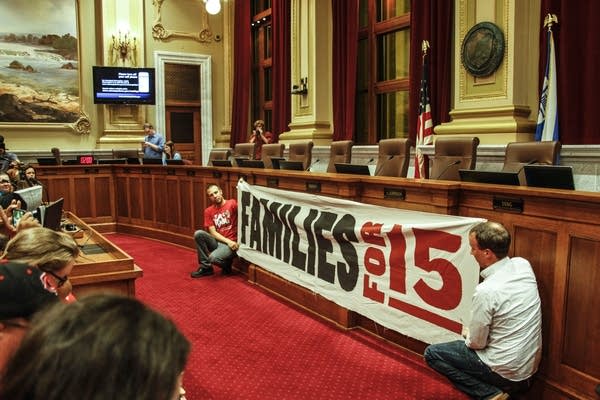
top-left (107, 233), bottom-right (468, 400)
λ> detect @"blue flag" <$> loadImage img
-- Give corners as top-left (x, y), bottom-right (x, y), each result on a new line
top-left (535, 29), bottom-right (559, 141)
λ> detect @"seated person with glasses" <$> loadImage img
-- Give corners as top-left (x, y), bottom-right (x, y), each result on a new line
top-left (0, 172), bottom-right (15, 208)
top-left (2, 227), bottom-right (80, 303)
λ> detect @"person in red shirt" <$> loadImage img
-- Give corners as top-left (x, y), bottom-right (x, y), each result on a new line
top-left (248, 119), bottom-right (273, 159)
top-left (191, 184), bottom-right (238, 278)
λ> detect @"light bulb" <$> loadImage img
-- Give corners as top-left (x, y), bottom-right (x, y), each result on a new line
top-left (205, 0), bottom-right (221, 15)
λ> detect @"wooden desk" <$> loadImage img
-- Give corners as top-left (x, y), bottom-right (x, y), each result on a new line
top-left (65, 212), bottom-right (143, 297)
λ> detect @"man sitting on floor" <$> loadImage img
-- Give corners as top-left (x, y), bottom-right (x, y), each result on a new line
top-left (424, 221), bottom-right (542, 400)
top-left (191, 184), bottom-right (238, 278)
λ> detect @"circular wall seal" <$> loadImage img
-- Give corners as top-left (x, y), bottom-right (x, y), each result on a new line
top-left (461, 22), bottom-right (505, 77)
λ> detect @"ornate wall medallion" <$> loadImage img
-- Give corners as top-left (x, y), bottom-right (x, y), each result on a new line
top-left (461, 22), bottom-right (505, 77)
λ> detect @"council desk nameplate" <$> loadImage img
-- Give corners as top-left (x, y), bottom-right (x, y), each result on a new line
top-left (492, 196), bottom-right (523, 213)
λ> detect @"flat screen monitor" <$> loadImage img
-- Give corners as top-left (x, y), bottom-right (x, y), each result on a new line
top-left (62, 159), bottom-right (79, 165)
top-left (279, 160), bottom-right (305, 171)
top-left (211, 160), bottom-right (232, 167)
top-left (270, 157), bottom-right (286, 170)
top-left (240, 160), bottom-right (264, 168)
top-left (166, 159), bottom-right (185, 165)
top-left (335, 163), bottom-right (371, 176)
top-left (13, 185), bottom-right (43, 211)
top-left (234, 157), bottom-right (249, 166)
top-left (524, 165), bottom-right (575, 190)
top-left (142, 158), bottom-right (163, 165)
top-left (459, 169), bottom-right (520, 186)
top-left (78, 155), bottom-right (95, 165)
top-left (37, 157), bottom-right (58, 166)
top-left (127, 157), bottom-right (141, 165)
top-left (92, 66), bottom-right (156, 105)
top-left (98, 158), bottom-right (127, 164)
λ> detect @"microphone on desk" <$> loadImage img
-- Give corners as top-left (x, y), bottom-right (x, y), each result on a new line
top-left (374, 155), bottom-right (395, 176)
top-left (433, 160), bottom-right (461, 180)
top-left (307, 158), bottom-right (320, 171)
top-left (367, 158), bottom-right (375, 164)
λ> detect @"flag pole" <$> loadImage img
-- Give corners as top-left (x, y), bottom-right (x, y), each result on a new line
top-left (535, 13), bottom-right (559, 142)
top-left (414, 40), bottom-right (433, 179)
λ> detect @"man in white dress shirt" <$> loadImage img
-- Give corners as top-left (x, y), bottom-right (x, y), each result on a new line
top-left (424, 221), bottom-right (542, 400)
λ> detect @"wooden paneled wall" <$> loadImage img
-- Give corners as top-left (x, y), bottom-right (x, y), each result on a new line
top-left (36, 164), bottom-right (600, 400)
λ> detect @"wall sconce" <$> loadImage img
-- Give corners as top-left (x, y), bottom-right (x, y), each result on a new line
top-left (291, 77), bottom-right (308, 95)
top-left (204, 0), bottom-right (221, 15)
top-left (110, 31), bottom-right (137, 66)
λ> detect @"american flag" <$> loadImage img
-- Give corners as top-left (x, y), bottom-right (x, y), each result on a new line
top-left (414, 44), bottom-right (433, 178)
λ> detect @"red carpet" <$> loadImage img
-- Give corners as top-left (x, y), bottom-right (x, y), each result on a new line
top-left (107, 233), bottom-right (468, 400)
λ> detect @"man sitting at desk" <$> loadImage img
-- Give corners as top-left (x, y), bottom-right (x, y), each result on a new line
top-left (191, 184), bottom-right (238, 278)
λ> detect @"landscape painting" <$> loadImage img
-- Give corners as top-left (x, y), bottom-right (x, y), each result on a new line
top-left (0, 0), bottom-right (79, 123)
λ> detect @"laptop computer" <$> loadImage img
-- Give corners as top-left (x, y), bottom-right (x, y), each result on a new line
top-left (335, 163), bottom-right (371, 176)
top-left (279, 160), bottom-right (305, 171)
top-left (459, 169), bottom-right (521, 186)
top-left (33, 198), bottom-right (64, 231)
top-left (98, 158), bottom-right (127, 164)
top-left (166, 159), bottom-right (185, 165)
top-left (211, 159), bottom-right (232, 167)
top-left (270, 157), bottom-right (286, 170)
top-left (240, 159), bottom-right (265, 168)
top-left (13, 185), bottom-right (43, 211)
top-left (524, 165), bottom-right (575, 190)
top-left (37, 157), bottom-right (58, 166)
top-left (142, 158), bottom-right (163, 165)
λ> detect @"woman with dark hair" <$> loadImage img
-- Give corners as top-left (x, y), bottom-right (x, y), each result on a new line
top-left (0, 293), bottom-right (191, 400)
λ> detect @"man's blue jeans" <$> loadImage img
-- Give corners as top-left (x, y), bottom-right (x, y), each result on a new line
top-left (424, 340), bottom-right (527, 399)
top-left (194, 230), bottom-right (235, 269)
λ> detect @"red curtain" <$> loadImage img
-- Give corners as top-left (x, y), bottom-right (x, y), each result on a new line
top-left (331, 0), bottom-right (358, 141)
top-left (540, 0), bottom-right (600, 144)
top-left (408, 0), bottom-right (453, 144)
top-left (230, 1), bottom-right (252, 147)
top-left (271, 0), bottom-right (291, 142)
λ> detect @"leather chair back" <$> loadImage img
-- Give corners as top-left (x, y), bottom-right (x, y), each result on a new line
top-left (261, 143), bottom-right (285, 169)
top-left (327, 140), bottom-right (354, 173)
top-left (288, 141), bottom-right (314, 171)
top-left (113, 149), bottom-right (141, 159)
top-left (430, 137), bottom-right (479, 181)
top-left (375, 138), bottom-right (413, 177)
top-left (501, 141), bottom-right (562, 185)
top-left (233, 143), bottom-right (257, 165)
top-left (208, 148), bottom-right (231, 165)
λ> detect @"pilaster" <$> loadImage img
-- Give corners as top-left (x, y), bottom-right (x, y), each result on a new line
top-left (435, 0), bottom-right (541, 144)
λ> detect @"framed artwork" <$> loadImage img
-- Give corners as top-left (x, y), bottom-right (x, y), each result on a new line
top-left (0, 0), bottom-right (88, 132)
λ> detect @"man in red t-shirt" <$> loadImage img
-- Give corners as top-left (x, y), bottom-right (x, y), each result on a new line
top-left (191, 184), bottom-right (238, 278)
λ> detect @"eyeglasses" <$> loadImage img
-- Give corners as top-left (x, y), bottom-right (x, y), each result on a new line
top-left (0, 179), bottom-right (11, 184)
top-left (45, 270), bottom-right (69, 288)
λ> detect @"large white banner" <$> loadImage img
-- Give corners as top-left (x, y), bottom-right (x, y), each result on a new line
top-left (237, 180), bottom-right (485, 344)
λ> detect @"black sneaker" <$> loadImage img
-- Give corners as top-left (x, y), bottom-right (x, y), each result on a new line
top-left (190, 267), bottom-right (214, 278)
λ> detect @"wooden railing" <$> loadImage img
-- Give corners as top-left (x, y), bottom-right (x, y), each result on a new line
top-left (36, 164), bottom-right (600, 400)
